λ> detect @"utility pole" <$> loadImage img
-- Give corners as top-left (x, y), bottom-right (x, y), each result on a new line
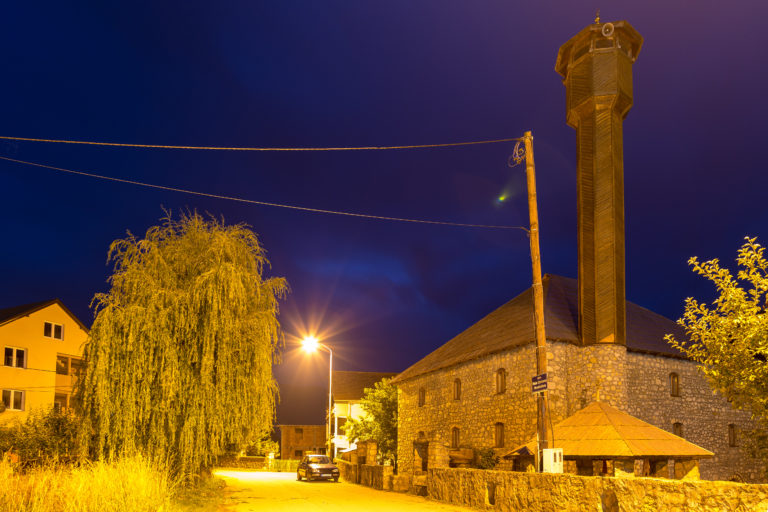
top-left (522, 131), bottom-right (553, 470)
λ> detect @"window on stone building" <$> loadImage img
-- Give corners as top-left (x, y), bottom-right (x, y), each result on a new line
top-left (494, 422), bottom-right (504, 448)
top-left (295, 427), bottom-right (303, 440)
top-left (451, 427), bottom-right (460, 449)
top-left (496, 368), bottom-right (506, 394)
top-left (453, 379), bottom-right (461, 400)
top-left (669, 372), bottom-right (680, 397)
top-left (728, 424), bottom-right (737, 447)
top-left (673, 422), bottom-right (683, 438)
top-left (418, 387), bottom-right (425, 407)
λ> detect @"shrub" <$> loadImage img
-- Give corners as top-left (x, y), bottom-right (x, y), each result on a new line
top-left (476, 448), bottom-right (499, 470)
top-left (0, 408), bottom-right (80, 466)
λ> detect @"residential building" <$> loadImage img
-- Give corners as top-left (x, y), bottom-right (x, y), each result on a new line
top-left (392, 19), bottom-right (764, 482)
top-left (0, 299), bottom-right (88, 424)
top-left (331, 371), bottom-right (397, 455)
top-left (278, 424), bottom-right (326, 459)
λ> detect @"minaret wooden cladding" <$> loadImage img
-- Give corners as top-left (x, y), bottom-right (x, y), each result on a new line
top-left (555, 20), bottom-right (643, 345)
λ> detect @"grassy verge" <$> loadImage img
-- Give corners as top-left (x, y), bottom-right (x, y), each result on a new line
top-left (0, 456), bottom-right (178, 512)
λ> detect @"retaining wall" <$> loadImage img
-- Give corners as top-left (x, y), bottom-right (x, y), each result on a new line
top-left (428, 468), bottom-right (768, 512)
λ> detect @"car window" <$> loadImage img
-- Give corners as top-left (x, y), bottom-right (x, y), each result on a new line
top-left (308, 455), bottom-right (330, 464)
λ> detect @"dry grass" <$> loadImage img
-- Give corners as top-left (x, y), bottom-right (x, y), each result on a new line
top-left (0, 456), bottom-right (178, 512)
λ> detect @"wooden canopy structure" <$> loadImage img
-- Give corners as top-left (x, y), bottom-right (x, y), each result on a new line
top-left (504, 402), bottom-right (713, 478)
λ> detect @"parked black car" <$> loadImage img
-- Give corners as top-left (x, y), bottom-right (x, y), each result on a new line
top-left (296, 454), bottom-right (340, 482)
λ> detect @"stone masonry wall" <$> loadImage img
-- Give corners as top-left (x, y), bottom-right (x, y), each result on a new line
top-left (397, 344), bottom-right (540, 475)
top-left (428, 468), bottom-right (768, 512)
top-left (397, 341), bottom-right (764, 482)
top-left (397, 341), bottom-right (629, 474)
top-left (626, 351), bottom-right (764, 482)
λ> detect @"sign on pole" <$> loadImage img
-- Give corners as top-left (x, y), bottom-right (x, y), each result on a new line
top-left (531, 373), bottom-right (548, 393)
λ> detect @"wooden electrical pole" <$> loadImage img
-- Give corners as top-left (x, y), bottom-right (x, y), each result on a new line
top-left (523, 130), bottom-right (553, 470)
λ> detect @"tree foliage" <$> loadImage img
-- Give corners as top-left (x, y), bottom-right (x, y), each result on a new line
top-left (0, 408), bottom-right (80, 465)
top-left (76, 212), bottom-right (287, 477)
top-left (666, 237), bottom-right (768, 422)
top-left (343, 378), bottom-right (397, 465)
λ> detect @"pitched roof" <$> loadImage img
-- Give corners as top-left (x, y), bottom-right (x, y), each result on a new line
top-left (332, 371), bottom-right (398, 401)
top-left (504, 401), bottom-right (713, 459)
top-left (391, 274), bottom-right (687, 383)
top-left (0, 299), bottom-right (89, 331)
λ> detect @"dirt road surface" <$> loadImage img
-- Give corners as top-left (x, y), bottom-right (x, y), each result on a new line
top-left (214, 470), bottom-right (475, 512)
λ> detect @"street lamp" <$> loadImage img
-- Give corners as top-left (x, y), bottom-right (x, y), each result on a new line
top-left (301, 335), bottom-right (333, 458)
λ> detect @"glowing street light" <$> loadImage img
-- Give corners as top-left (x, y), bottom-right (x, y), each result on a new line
top-left (301, 335), bottom-right (333, 458)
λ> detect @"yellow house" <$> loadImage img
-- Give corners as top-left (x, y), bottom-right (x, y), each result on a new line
top-left (0, 299), bottom-right (88, 424)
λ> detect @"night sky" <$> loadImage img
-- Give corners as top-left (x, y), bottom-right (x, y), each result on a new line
top-left (2, 2), bottom-right (767, 424)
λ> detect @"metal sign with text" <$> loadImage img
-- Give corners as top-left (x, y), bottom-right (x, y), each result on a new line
top-left (531, 373), bottom-right (548, 394)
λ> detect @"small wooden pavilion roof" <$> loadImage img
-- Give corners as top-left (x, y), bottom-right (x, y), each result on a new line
top-left (504, 402), bottom-right (714, 460)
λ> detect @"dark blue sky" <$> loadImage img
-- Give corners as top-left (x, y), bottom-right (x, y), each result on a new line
top-left (2, 2), bottom-right (767, 423)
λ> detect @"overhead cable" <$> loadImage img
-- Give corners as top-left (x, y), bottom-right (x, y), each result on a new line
top-left (0, 135), bottom-right (523, 151)
top-left (0, 156), bottom-right (527, 231)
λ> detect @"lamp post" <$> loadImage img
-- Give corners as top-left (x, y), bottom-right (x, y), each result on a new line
top-left (301, 336), bottom-right (333, 458)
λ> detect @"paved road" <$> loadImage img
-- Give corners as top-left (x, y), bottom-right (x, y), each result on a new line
top-left (214, 470), bottom-right (474, 512)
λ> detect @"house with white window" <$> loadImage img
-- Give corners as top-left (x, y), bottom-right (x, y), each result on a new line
top-left (0, 299), bottom-right (88, 423)
top-left (331, 371), bottom-right (397, 456)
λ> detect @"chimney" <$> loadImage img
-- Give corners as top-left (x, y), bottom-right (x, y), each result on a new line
top-left (555, 19), bottom-right (643, 345)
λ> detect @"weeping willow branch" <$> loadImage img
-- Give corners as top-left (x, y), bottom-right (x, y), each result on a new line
top-left (75, 211), bottom-right (288, 477)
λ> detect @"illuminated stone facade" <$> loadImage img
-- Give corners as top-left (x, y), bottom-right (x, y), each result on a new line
top-left (396, 341), bottom-right (763, 481)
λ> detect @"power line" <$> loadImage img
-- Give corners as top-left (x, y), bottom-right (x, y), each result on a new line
top-left (0, 156), bottom-right (528, 231)
top-left (0, 135), bottom-right (523, 151)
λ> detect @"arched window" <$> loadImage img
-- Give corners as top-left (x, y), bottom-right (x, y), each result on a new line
top-left (418, 387), bottom-right (425, 407)
top-left (669, 372), bottom-right (680, 397)
top-left (496, 368), bottom-right (506, 394)
top-left (453, 378), bottom-right (461, 400)
top-left (494, 422), bottom-right (504, 448)
top-left (728, 424), bottom-right (737, 447)
top-left (451, 427), bottom-right (460, 448)
top-left (673, 422), bottom-right (683, 438)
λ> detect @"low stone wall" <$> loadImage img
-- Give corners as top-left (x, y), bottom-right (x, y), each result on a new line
top-left (216, 455), bottom-right (267, 470)
top-left (337, 460), bottom-right (396, 490)
top-left (428, 468), bottom-right (768, 512)
top-left (336, 459), bottom-right (359, 483)
top-left (361, 464), bottom-right (394, 490)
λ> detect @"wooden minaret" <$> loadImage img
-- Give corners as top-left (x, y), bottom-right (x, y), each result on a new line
top-left (555, 17), bottom-right (643, 345)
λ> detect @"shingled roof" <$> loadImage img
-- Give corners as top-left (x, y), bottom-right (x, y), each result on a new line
top-left (504, 401), bottom-right (713, 459)
top-left (391, 274), bottom-right (687, 384)
top-left (0, 299), bottom-right (89, 331)
top-left (332, 371), bottom-right (398, 401)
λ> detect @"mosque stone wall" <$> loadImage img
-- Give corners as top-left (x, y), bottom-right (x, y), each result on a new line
top-left (396, 342), bottom-right (764, 482)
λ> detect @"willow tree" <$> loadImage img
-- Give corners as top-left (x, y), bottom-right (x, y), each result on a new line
top-left (77, 212), bottom-right (287, 476)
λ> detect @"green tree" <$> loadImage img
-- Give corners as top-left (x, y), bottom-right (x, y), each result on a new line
top-left (343, 378), bottom-right (397, 465)
top-left (77, 212), bottom-right (287, 477)
top-left (667, 237), bottom-right (768, 467)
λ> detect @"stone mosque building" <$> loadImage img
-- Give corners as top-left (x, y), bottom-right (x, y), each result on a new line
top-left (391, 19), bottom-right (763, 482)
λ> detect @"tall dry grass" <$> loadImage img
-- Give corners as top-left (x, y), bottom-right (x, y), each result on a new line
top-left (0, 456), bottom-right (178, 512)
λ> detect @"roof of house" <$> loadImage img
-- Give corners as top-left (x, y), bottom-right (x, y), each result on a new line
top-left (332, 371), bottom-right (398, 401)
top-left (504, 401), bottom-right (713, 459)
top-left (0, 299), bottom-right (89, 331)
top-left (391, 274), bottom-right (688, 384)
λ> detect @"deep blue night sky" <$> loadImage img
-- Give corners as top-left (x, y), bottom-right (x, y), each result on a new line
top-left (2, 2), bottom-right (767, 423)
